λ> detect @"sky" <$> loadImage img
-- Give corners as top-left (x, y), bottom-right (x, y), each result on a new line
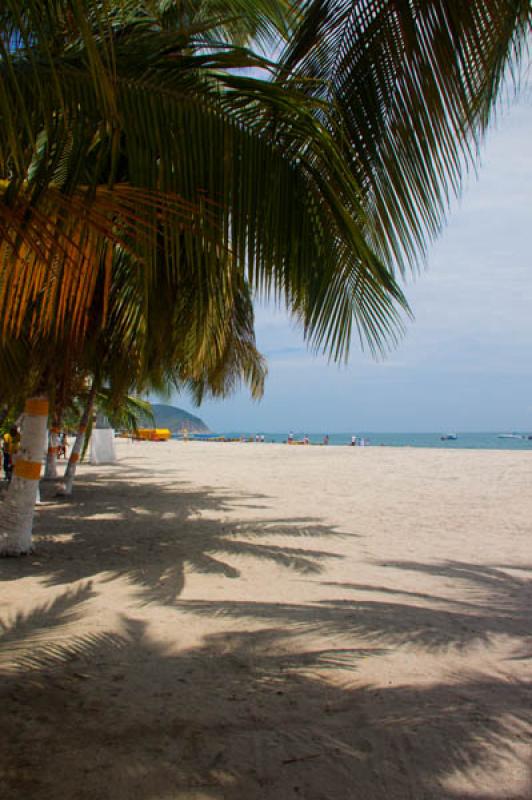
top-left (166, 91), bottom-right (532, 433)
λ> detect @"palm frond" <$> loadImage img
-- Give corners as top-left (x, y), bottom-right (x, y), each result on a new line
top-left (0, 1), bottom-right (408, 360)
top-left (281, 0), bottom-right (531, 273)
top-left (154, 0), bottom-right (296, 49)
top-left (0, 183), bottom-right (224, 344)
top-left (97, 390), bottom-right (154, 432)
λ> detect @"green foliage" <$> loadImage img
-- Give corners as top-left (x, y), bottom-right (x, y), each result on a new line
top-left (0, 0), bottom-right (409, 370)
top-left (97, 391), bottom-right (154, 433)
top-left (1, 0), bottom-right (529, 402)
top-left (281, 1), bottom-right (531, 273)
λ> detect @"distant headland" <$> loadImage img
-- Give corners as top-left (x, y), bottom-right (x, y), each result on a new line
top-left (149, 404), bottom-right (210, 434)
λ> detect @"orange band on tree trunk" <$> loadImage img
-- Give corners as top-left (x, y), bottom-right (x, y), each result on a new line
top-left (14, 460), bottom-right (42, 480)
top-left (70, 452), bottom-right (80, 463)
top-left (25, 398), bottom-right (49, 416)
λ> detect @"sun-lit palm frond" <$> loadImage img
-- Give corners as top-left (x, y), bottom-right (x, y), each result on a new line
top-left (0, 182), bottom-right (225, 344)
top-left (281, 0), bottom-right (531, 272)
top-left (28, 229), bottom-right (268, 424)
top-left (0, 0), bottom-right (408, 362)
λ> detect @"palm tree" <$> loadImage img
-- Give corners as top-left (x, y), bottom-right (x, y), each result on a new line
top-left (4, 1), bottom-right (528, 556)
top-left (58, 265), bottom-right (268, 498)
top-left (0, 242), bottom-right (268, 505)
top-left (1, 1), bottom-right (406, 350)
top-left (0, 245), bottom-right (268, 544)
top-left (0, 1), bottom-right (408, 555)
top-left (57, 384), bottom-right (151, 496)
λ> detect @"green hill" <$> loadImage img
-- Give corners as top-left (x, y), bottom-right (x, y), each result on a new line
top-left (149, 404), bottom-right (210, 434)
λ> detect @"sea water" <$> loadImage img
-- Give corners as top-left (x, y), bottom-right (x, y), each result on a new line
top-left (204, 432), bottom-right (532, 450)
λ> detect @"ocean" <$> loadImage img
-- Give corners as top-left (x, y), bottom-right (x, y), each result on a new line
top-left (194, 432), bottom-right (532, 450)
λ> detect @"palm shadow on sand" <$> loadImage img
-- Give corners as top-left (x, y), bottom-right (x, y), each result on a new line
top-left (0, 586), bottom-right (530, 800)
top-left (179, 557), bottom-right (532, 653)
top-left (0, 471), bottom-right (348, 604)
top-left (1, 468), bottom-right (530, 799)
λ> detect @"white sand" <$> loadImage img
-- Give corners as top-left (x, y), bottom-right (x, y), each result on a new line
top-left (1, 440), bottom-right (531, 799)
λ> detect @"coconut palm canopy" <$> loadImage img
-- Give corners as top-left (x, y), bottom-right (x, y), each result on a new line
top-left (0, 0), bottom-right (410, 377)
top-left (0, 249), bottom-right (267, 421)
top-left (1, 0), bottom-right (530, 372)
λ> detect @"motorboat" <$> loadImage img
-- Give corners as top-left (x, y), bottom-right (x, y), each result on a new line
top-left (497, 433), bottom-right (522, 439)
top-left (440, 433), bottom-right (457, 441)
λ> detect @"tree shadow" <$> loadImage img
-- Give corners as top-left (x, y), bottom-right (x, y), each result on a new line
top-left (0, 582), bottom-right (96, 669)
top-left (177, 558), bottom-right (532, 654)
top-left (1, 590), bottom-right (530, 800)
top-left (373, 560), bottom-right (532, 609)
top-left (0, 474), bottom-right (346, 604)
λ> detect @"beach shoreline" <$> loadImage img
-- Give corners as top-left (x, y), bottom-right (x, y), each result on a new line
top-left (174, 432), bottom-right (532, 451)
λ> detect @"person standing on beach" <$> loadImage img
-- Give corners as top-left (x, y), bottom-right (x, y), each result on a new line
top-left (288, 431), bottom-right (294, 444)
top-left (351, 435), bottom-right (357, 446)
top-left (2, 425), bottom-right (20, 481)
top-left (57, 431), bottom-right (67, 459)
top-left (323, 435), bottom-right (329, 445)
top-left (2, 430), bottom-right (11, 479)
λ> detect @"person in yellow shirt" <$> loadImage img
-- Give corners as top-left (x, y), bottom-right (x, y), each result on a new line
top-left (2, 426), bottom-right (20, 482)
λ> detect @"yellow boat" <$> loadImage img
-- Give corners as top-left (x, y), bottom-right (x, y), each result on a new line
top-left (135, 428), bottom-right (172, 442)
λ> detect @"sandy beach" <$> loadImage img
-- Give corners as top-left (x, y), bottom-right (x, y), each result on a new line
top-left (1, 440), bottom-right (531, 799)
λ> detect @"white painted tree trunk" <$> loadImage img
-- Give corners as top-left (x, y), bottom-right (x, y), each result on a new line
top-left (58, 383), bottom-right (96, 497)
top-left (0, 396), bottom-right (48, 556)
top-left (44, 427), bottom-right (59, 479)
top-left (59, 427), bottom-right (84, 496)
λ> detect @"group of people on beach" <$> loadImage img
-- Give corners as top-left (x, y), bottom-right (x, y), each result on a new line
top-left (1, 426), bottom-right (69, 482)
top-left (287, 432), bottom-right (312, 445)
top-left (287, 433), bottom-right (329, 445)
top-left (284, 433), bottom-right (367, 446)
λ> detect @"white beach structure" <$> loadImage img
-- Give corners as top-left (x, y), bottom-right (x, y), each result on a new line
top-left (90, 414), bottom-right (117, 465)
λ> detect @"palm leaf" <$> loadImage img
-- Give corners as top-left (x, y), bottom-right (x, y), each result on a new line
top-left (0, 1), bottom-right (408, 360)
top-left (281, 0), bottom-right (531, 272)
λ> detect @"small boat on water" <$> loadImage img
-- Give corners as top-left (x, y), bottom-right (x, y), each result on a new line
top-left (135, 428), bottom-right (172, 441)
top-left (440, 434), bottom-right (457, 441)
top-left (497, 433), bottom-right (522, 439)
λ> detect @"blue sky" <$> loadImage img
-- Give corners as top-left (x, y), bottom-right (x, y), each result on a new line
top-left (168, 92), bottom-right (532, 433)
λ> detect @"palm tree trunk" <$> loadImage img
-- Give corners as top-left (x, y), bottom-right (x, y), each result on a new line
top-left (44, 418), bottom-right (61, 480)
top-left (58, 383), bottom-right (97, 496)
top-left (0, 396), bottom-right (49, 557)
